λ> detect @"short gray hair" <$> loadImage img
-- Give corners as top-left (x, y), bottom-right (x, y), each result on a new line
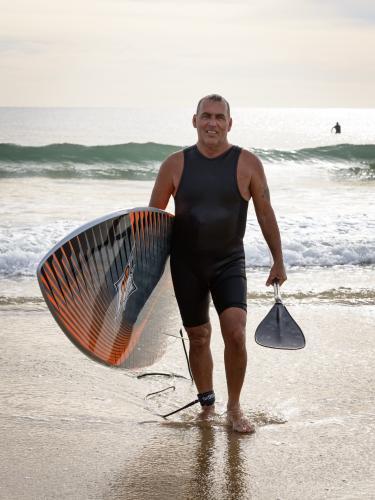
top-left (196, 94), bottom-right (231, 117)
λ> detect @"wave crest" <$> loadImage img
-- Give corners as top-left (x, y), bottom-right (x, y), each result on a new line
top-left (1, 142), bottom-right (374, 180)
top-left (0, 142), bottom-right (180, 163)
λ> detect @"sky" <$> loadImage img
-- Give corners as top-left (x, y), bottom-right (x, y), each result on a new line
top-left (1, 0), bottom-right (375, 108)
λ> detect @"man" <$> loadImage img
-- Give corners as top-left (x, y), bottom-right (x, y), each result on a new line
top-left (331, 122), bottom-right (341, 134)
top-left (149, 94), bottom-right (286, 433)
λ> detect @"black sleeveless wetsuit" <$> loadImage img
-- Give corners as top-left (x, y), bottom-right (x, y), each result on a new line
top-left (171, 145), bottom-right (249, 327)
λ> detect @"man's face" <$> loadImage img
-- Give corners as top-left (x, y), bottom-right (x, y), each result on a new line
top-left (193, 99), bottom-right (232, 148)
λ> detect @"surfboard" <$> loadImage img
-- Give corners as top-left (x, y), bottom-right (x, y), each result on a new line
top-left (37, 207), bottom-right (176, 369)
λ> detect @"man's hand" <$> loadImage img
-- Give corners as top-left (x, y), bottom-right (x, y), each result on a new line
top-left (266, 262), bottom-right (287, 286)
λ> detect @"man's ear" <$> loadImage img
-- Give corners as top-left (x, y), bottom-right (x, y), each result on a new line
top-left (228, 117), bottom-right (233, 132)
top-left (192, 114), bottom-right (197, 128)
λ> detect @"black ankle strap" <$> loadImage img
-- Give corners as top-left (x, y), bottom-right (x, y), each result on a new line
top-left (197, 390), bottom-right (215, 407)
top-left (160, 390), bottom-right (216, 419)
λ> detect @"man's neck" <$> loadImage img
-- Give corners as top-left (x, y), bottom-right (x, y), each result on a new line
top-left (196, 141), bottom-right (232, 159)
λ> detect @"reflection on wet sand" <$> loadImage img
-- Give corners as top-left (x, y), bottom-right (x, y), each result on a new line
top-left (224, 432), bottom-right (250, 500)
top-left (188, 425), bottom-right (252, 500)
top-left (188, 425), bottom-right (217, 500)
top-left (106, 421), bottom-right (253, 500)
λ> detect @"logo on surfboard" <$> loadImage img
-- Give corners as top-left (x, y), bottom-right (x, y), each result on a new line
top-left (114, 246), bottom-right (137, 319)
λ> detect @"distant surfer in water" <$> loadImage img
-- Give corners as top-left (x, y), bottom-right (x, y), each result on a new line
top-left (149, 94), bottom-right (286, 433)
top-left (331, 122), bottom-right (341, 134)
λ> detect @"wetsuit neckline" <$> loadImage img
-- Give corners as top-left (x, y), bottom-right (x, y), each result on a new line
top-left (194, 144), bottom-right (234, 161)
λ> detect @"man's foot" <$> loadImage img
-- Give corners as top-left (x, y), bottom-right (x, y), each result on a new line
top-left (227, 407), bottom-right (255, 433)
top-left (197, 404), bottom-right (216, 421)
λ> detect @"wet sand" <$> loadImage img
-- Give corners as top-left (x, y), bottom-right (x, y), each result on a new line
top-left (1, 299), bottom-right (374, 499)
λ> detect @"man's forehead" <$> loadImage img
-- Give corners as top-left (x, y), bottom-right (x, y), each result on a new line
top-left (198, 99), bottom-right (229, 116)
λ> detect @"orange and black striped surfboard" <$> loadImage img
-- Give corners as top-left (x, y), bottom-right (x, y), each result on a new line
top-left (37, 207), bottom-right (175, 369)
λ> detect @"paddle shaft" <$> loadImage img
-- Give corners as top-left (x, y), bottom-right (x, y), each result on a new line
top-left (273, 281), bottom-right (283, 303)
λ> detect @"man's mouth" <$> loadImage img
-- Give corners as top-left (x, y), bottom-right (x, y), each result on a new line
top-left (206, 130), bottom-right (218, 135)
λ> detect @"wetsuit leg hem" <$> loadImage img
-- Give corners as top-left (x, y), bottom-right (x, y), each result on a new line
top-left (216, 303), bottom-right (247, 316)
top-left (182, 317), bottom-right (210, 329)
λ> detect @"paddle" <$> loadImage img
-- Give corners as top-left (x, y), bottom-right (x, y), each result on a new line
top-left (255, 281), bottom-right (305, 350)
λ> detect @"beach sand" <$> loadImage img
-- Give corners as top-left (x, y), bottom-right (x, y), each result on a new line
top-left (1, 295), bottom-right (374, 500)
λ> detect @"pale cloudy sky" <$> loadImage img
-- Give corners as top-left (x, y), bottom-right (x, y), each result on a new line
top-left (1, 0), bottom-right (374, 107)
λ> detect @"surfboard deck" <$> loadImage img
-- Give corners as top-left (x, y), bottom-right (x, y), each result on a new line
top-left (37, 207), bottom-right (176, 369)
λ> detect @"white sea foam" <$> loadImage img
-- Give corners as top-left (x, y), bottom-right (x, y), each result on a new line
top-left (244, 213), bottom-right (375, 269)
top-left (0, 221), bottom-right (76, 277)
top-left (0, 215), bottom-right (373, 277)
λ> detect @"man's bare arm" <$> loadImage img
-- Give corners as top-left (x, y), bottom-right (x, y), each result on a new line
top-left (149, 153), bottom-right (179, 210)
top-left (249, 156), bottom-right (287, 286)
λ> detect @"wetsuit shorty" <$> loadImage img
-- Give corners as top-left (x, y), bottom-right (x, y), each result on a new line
top-left (171, 145), bottom-right (249, 327)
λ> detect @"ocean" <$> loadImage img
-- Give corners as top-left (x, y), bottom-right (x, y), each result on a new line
top-left (0, 107), bottom-right (374, 303)
top-left (1, 107), bottom-right (375, 499)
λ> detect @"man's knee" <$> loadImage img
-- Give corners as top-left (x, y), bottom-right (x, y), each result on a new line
top-left (219, 308), bottom-right (247, 350)
top-left (222, 324), bottom-right (246, 351)
top-left (185, 323), bottom-right (211, 348)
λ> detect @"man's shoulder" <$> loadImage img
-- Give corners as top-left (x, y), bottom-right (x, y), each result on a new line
top-left (161, 149), bottom-right (184, 173)
top-left (164, 149), bottom-right (184, 165)
top-left (239, 148), bottom-right (263, 172)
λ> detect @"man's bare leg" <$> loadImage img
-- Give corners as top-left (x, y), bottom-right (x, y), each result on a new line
top-left (219, 308), bottom-right (255, 433)
top-left (185, 322), bottom-right (215, 418)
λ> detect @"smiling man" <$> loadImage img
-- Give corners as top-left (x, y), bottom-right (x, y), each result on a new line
top-left (149, 94), bottom-right (286, 433)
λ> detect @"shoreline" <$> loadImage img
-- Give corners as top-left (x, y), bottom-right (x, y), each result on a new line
top-left (1, 300), bottom-right (374, 499)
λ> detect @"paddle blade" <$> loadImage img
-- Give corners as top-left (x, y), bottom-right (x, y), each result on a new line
top-left (255, 303), bottom-right (305, 350)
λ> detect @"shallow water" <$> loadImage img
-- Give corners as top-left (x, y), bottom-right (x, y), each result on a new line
top-left (1, 301), bottom-right (374, 499)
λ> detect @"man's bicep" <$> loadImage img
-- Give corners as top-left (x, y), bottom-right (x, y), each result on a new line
top-left (149, 160), bottom-right (174, 210)
top-left (249, 159), bottom-right (272, 216)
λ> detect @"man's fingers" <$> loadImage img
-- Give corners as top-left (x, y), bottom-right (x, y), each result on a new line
top-left (266, 275), bottom-right (274, 286)
top-left (266, 274), bottom-right (287, 286)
